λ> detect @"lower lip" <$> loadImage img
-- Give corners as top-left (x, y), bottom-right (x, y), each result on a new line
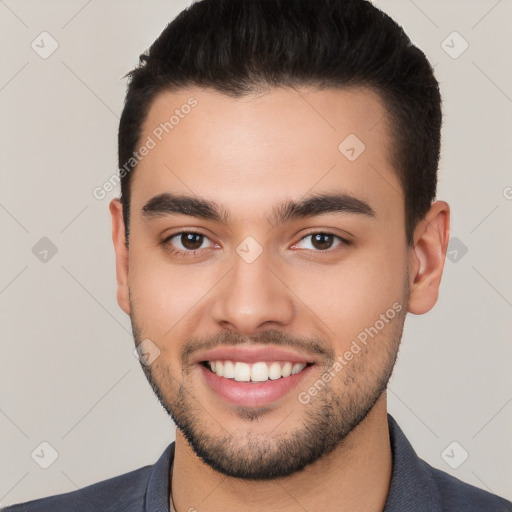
top-left (199, 364), bottom-right (314, 408)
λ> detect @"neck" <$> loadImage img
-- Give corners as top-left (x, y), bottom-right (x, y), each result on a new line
top-left (171, 394), bottom-right (392, 512)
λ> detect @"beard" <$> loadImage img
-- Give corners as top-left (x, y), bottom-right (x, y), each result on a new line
top-left (130, 286), bottom-right (408, 481)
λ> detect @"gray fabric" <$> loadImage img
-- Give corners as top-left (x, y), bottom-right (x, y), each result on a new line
top-left (2, 414), bottom-right (511, 511)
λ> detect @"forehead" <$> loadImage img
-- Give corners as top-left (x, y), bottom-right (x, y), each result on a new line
top-left (130, 85), bottom-right (402, 227)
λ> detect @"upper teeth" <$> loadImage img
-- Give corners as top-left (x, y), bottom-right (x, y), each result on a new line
top-left (208, 360), bottom-right (307, 382)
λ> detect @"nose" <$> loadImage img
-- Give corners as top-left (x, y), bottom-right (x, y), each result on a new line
top-left (210, 250), bottom-right (295, 335)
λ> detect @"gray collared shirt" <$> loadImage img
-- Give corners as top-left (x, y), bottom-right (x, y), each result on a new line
top-left (3, 414), bottom-right (511, 511)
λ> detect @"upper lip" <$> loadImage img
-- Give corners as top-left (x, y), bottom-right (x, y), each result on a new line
top-left (193, 345), bottom-right (316, 365)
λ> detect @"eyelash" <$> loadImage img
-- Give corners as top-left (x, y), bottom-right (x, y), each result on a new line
top-left (160, 230), bottom-right (352, 258)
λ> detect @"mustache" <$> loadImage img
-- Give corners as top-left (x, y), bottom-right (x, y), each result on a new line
top-left (181, 328), bottom-right (334, 366)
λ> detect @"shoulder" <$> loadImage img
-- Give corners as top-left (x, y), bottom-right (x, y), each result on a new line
top-left (425, 460), bottom-right (512, 512)
top-left (1, 464), bottom-right (153, 512)
top-left (385, 414), bottom-right (512, 511)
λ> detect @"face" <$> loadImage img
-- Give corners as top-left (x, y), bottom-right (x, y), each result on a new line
top-left (113, 85), bottom-right (414, 479)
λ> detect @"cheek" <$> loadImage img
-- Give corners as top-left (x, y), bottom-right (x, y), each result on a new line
top-left (128, 248), bottom-right (219, 338)
top-left (359, 242), bottom-right (408, 307)
top-left (292, 241), bottom-right (407, 350)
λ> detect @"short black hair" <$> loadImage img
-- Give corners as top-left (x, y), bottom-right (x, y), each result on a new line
top-left (118, 0), bottom-right (442, 247)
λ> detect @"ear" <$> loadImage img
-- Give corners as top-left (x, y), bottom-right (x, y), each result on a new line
top-left (109, 198), bottom-right (131, 316)
top-left (407, 200), bottom-right (450, 315)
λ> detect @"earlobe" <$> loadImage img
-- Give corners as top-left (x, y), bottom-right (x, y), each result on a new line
top-left (407, 201), bottom-right (450, 315)
top-left (109, 198), bottom-right (131, 316)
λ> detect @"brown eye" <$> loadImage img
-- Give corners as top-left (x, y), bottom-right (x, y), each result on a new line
top-left (293, 232), bottom-right (351, 253)
top-left (310, 233), bottom-right (335, 250)
top-left (162, 231), bottom-right (215, 257)
top-left (179, 232), bottom-right (204, 250)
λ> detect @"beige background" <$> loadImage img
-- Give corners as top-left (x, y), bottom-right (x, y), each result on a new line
top-left (1, 0), bottom-right (511, 506)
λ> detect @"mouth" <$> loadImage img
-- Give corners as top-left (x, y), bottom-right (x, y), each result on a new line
top-left (198, 358), bottom-right (316, 407)
top-left (201, 360), bottom-right (314, 382)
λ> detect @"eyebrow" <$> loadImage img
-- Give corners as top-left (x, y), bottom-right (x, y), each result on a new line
top-left (141, 191), bottom-right (376, 226)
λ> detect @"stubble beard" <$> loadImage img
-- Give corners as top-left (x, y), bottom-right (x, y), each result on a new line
top-left (130, 290), bottom-right (407, 480)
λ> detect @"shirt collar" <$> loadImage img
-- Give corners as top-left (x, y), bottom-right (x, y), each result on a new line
top-left (145, 442), bottom-right (174, 512)
top-left (383, 413), bottom-right (441, 512)
top-left (144, 414), bottom-right (441, 512)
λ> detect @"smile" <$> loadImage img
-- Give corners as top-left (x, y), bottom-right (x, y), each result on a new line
top-left (199, 360), bottom-right (316, 407)
top-left (203, 360), bottom-right (312, 382)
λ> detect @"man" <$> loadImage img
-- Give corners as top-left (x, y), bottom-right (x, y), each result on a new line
top-left (3, 0), bottom-right (511, 511)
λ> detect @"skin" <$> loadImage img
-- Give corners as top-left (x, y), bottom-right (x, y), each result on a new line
top-left (110, 85), bottom-right (450, 512)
